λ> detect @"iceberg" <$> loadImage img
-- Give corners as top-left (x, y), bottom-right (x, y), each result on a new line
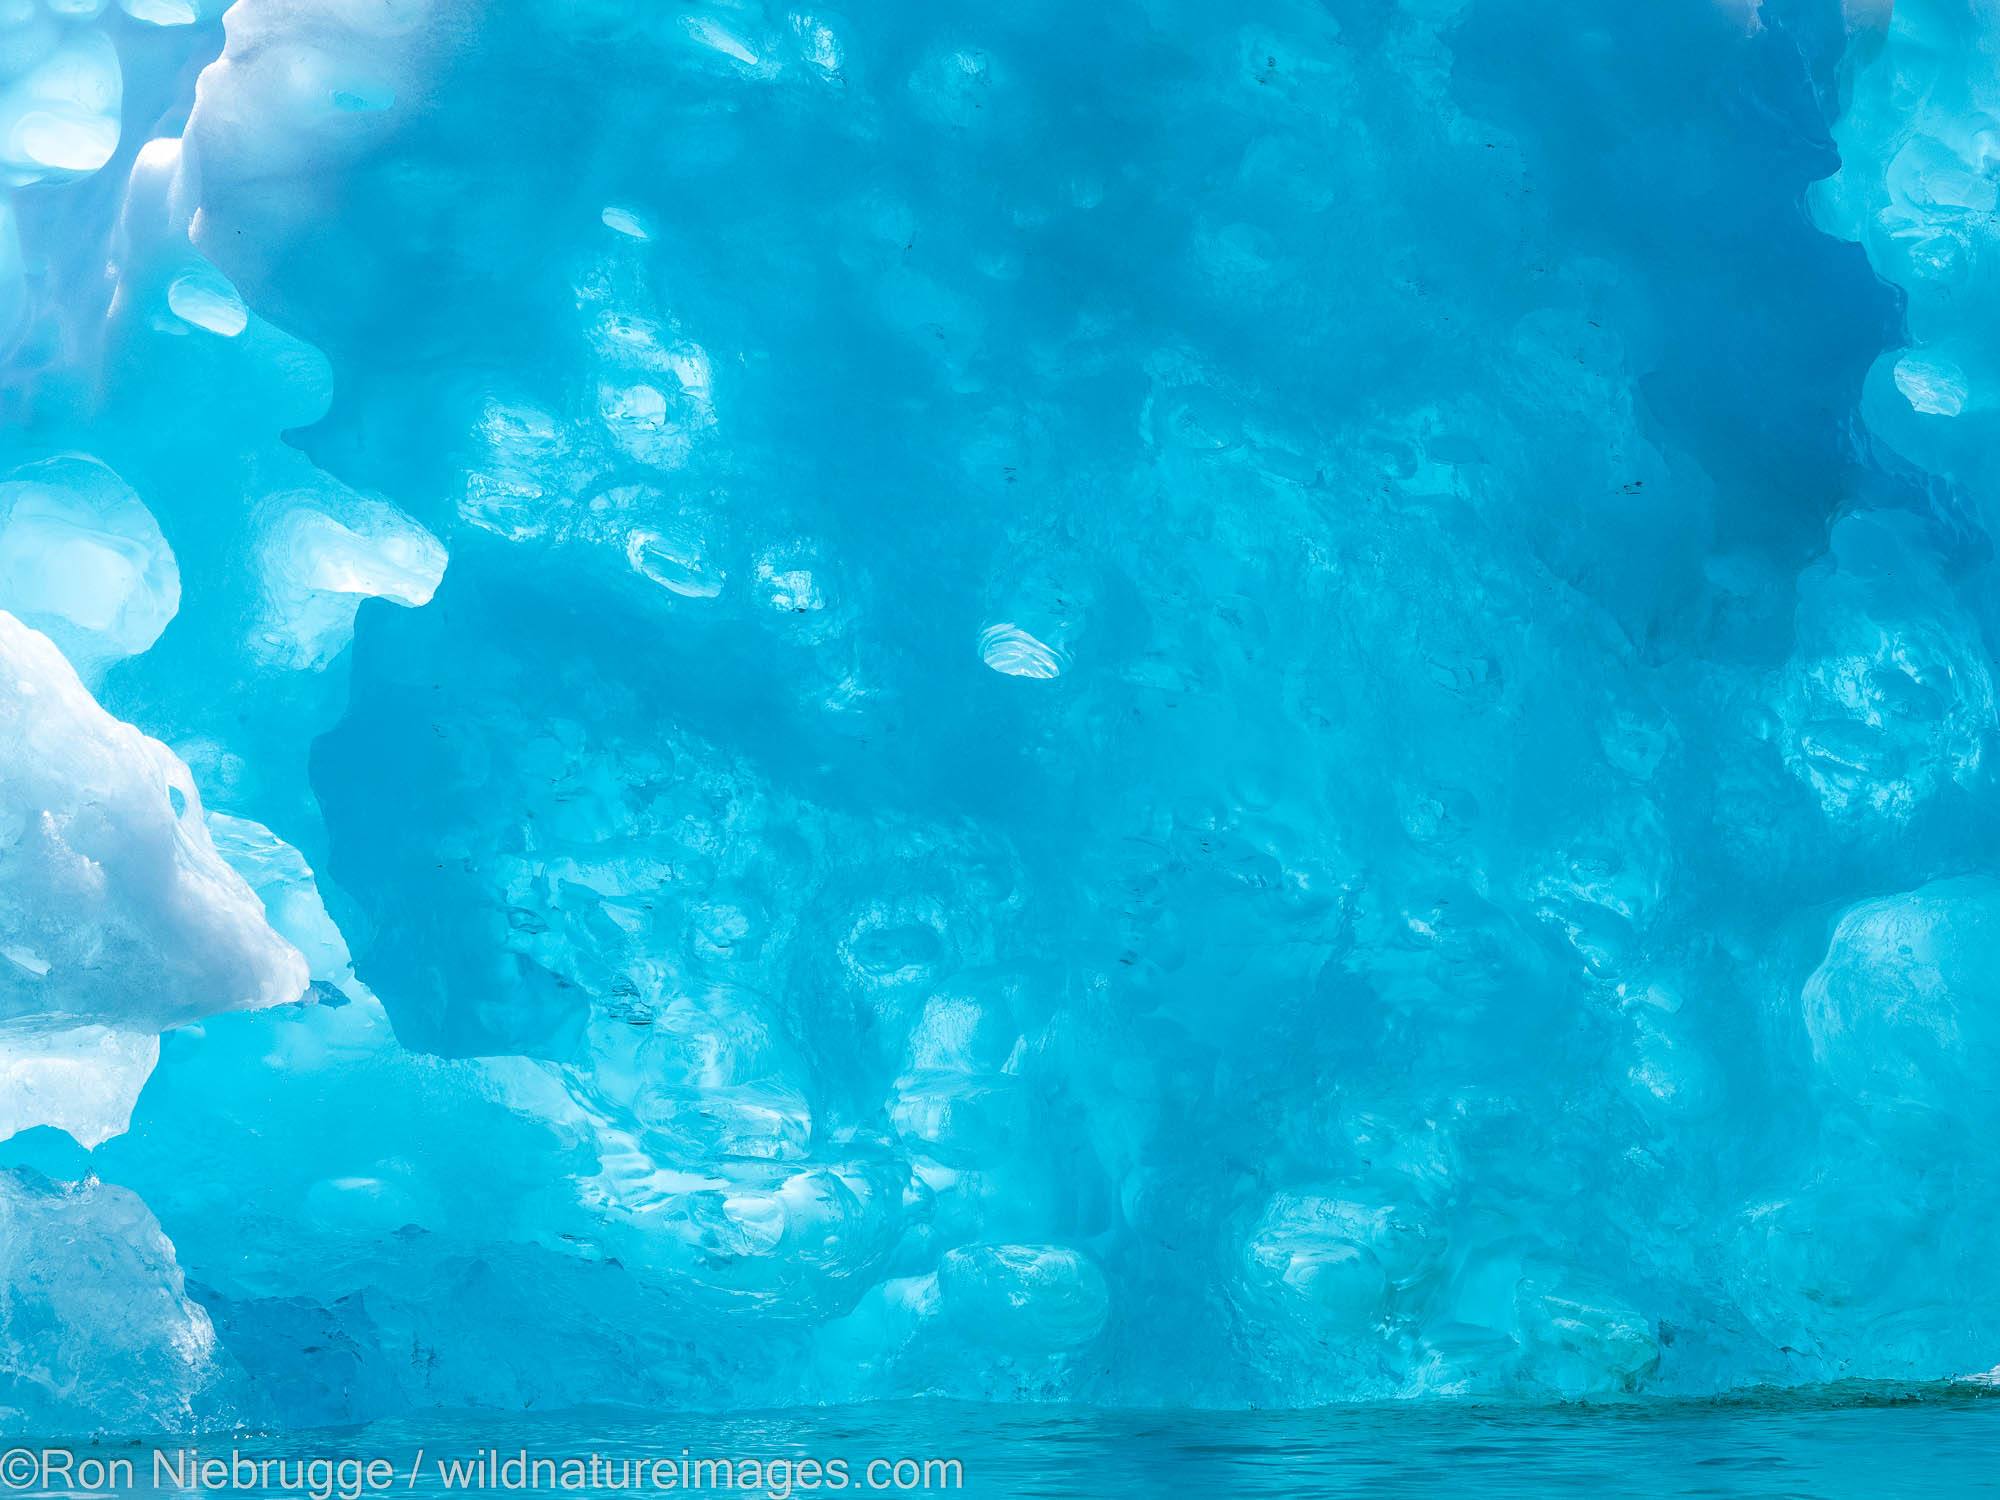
top-left (5, 0), bottom-right (2000, 1443)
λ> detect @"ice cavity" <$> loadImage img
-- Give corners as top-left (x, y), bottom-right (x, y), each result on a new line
top-left (253, 489), bottom-right (446, 669)
top-left (978, 623), bottom-right (1067, 679)
top-left (120, 0), bottom-right (224, 24)
top-left (0, 610), bottom-right (305, 1063)
top-left (0, 18), bottom-right (119, 186)
top-left (165, 266), bottom-right (250, 336)
top-left (0, 455), bottom-right (180, 680)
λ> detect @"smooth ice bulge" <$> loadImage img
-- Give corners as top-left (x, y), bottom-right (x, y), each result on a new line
top-left (0, 19), bottom-right (120, 184)
top-left (0, 455), bottom-right (178, 678)
top-left (3, 0), bottom-right (2000, 1438)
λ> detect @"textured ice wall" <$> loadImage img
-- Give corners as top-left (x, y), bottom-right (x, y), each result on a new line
top-left (0, 608), bottom-right (303, 1150)
top-left (1, 0), bottom-right (1998, 1433)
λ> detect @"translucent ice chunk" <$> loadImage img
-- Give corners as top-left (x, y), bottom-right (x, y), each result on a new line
top-left (1803, 875), bottom-right (2000, 1125)
top-left (0, 25), bottom-right (118, 183)
top-left (933, 1243), bottom-right (1109, 1355)
top-left (0, 1169), bottom-right (231, 1434)
top-left (0, 455), bottom-right (180, 678)
top-left (0, 612), bottom-right (307, 1037)
top-left (0, 1025), bottom-right (159, 1148)
top-left (206, 813), bottom-right (354, 989)
top-left (254, 492), bottom-right (446, 668)
top-left (626, 525), bottom-right (723, 598)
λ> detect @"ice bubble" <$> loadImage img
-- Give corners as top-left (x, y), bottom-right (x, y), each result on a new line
top-left (1893, 351), bottom-right (1969, 416)
top-left (1623, 1009), bottom-right (1719, 1120)
top-left (0, 455), bottom-right (180, 678)
top-left (757, 559), bottom-right (825, 613)
top-left (1243, 1200), bottom-right (1391, 1336)
top-left (461, 397), bottom-right (570, 541)
top-left (890, 1071), bottom-right (1030, 1168)
top-left (626, 525), bottom-right (723, 598)
top-left (166, 267), bottom-right (249, 335)
top-left (1516, 1281), bottom-right (1662, 1399)
top-left (683, 15), bottom-right (761, 69)
top-left (1730, 1186), bottom-right (1931, 1361)
top-left (842, 902), bottom-right (950, 989)
top-left (597, 381), bottom-right (692, 467)
top-left (789, 13), bottom-right (842, 79)
top-left (909, 46), bottom-right (997, 131)
top-left (978, 622), bottom-right (1068, 678)
top-left (600, 204), bottom-right (651, 240)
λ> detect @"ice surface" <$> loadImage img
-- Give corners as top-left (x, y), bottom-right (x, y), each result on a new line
top-left (1813, 0), bottom-right (2000, 536)
top-left (3, 0), bottom-right (2000, 1439)
top-left (0, 454), bottom-right (179, 677)
top-left (0, 23), bottom-right (119, 185)
top-left (0, 1025), bottom-right (157, 1148)
top-left (0, 1169), bottom-right (231, 1435)
top-left (0, 611), bottom-right (305, 1042)
top-left (252, 487), bottom-right (445, 668)
top-left (206, 812), bottom-right (354, 987)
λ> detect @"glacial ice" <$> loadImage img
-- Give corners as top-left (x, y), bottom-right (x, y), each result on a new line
top-left (0, 1169), bottom-right (230, 1432)
top-left (0, 454), bottom-right (178, 677)
top-left (205, 812), bottom-right (354, 988)
top-left (3, 0), bottom-right (2000, 1439)
top-left (0, 611), bottom-right (304, 1038)
top-left (251, 487), bottom-right (445, 669)
top-left (0, 23), bottom-right (120, 184)
top-left (0, 1025), bottom-right (157, 1148)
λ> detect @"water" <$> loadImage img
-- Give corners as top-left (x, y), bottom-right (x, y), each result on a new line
top-left (30, 1389), bottom-right (2000, 1499)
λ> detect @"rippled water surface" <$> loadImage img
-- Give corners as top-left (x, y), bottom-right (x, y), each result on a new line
top-left (46, 1388), bottom-right (2000, 1499)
